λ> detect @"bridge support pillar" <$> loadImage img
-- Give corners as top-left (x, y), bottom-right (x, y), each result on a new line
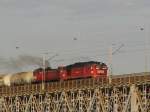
top-left (131, 84), bottom-right (138, 112)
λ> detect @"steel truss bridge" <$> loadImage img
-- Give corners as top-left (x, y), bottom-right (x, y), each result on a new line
top-left (0, 72), bottom-right (150, 112)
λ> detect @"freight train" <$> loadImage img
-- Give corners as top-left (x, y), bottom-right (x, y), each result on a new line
top-left (0, 61), bottom-right (108, 86)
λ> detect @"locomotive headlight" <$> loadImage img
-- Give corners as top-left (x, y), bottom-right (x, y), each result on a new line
top-left (62, 73), bottom-right (66, 77)
top-left (91, 71), bottom-right (94, 74)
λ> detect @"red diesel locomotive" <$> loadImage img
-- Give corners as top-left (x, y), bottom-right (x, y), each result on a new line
top-left (33, 61), bottom-right (108, 82)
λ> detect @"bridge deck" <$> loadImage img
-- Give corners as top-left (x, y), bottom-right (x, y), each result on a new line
top-left (0, 72), bottom-right (150, 96)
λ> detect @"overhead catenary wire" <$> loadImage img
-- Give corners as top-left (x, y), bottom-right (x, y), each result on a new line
top-left (54, 41), bottom-right (149, 56)
top-left (51, 46), bottom-right (150, 66)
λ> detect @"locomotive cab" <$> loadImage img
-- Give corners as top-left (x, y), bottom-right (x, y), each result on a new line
top-left (90, 63), bottom-right (108, 78)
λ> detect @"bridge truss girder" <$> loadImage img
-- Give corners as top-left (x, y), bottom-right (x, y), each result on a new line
top-left (0, 84), bottom-right (150, 112)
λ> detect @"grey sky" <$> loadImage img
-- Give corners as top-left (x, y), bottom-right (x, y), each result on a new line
top-left (0, 0), bottom-right (150, 74)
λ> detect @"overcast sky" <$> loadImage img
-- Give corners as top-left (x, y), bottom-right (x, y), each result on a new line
top-left (0, 0), bottom-right (150, 74)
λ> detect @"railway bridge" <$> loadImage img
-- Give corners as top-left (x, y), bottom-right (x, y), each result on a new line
top-left (0, 72), bottom-right (150, 112)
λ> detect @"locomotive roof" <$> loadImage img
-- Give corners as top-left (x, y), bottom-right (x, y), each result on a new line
top-left (34, 61), bottom-right (107, 71)
top-left (66, 61), bottom-right (106, 69)
top-left (34, 67), bottom-right (56, 72)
